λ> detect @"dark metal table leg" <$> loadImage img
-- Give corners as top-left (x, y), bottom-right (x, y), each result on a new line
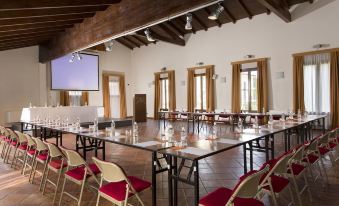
top-left (102, 141), bottom-right (106, 160)
top-left (173, 157), bottom-right (178, 206)
top-left (270, 135), bottom-right (275, 159)
top-left (193, 160), bottom-right (199, 206)
top-left (152, 152), bottom-right (157, 206)
top-left (249, 142), bottom-right (253, 171)
top-left (243, 144), bottom-right (247, 174)
top-left (167, 155), bottom-right (173, 206)
top-left (265, 136), bottom-right (269, 162)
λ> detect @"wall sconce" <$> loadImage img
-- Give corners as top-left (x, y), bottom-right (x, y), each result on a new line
top-left (313, 44), bottom-right (330, 49)
top-left (220, 76), bottom-right (226, 83)
top-left (243, 54), bottom-right (255, 59)
top-left (196, 62), bottom-right (204, 66)
top-left (275, 72), bottom-right (285, 79)
top-left (212, 74), bottom-right (218, 80)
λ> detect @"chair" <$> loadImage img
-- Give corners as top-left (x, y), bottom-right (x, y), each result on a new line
top-left (92, 157), bottom-right (151, 206)
top-left (260, 153), bottom-right (295, 206)
top-left (59, 147), bottom-right (101, 206)
top-left (0, 126), bottom-right (10, 159)
top-left (29, 137), bottom-right (49, 191)
top-left (11, 131), bottom-right (28, 168)
top-left (199, 165), bottom-right (269, 206)
top-left (41, 141), bottom-right (68, 203)
top-left (317, 133), bottom-right (336, 166)
top-left (3, 129), bottom-right (18, 163)
top-left (22, 134), bottom-right (37, 175)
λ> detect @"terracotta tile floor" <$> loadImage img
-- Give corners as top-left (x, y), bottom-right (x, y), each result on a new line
top-left (0, 120), bottom-right (339, 206)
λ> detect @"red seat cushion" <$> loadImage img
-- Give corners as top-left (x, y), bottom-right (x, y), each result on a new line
top-left (303, 154), bottom-right (319, 164)
top-left (288, 163), bottom-right (305, 176)
top-left (27, 149), bottom-right (36, 156)
top-left (10, 141), bottom-right (18, 146)
top-left (49, 159), bottom-right (68, 170)
top-left (37, 153), bottom-right (48, 161)
top-left (65, 163), bottom-right (101, 181)
top-left (0, 135), bottom-right (6, 140)
top-left (99, 176), bottom-right (151, 201)
top-left (329, 142), bottom-right (337, 149)
top-left (199, 187), bottom-right (263, 206)
top-left (263, 175), bottom-right (289, 193)
top-left (18, 144), bottom-right (28, 150)
top-left (318, 146), bottom-right (330, 155)
top-left (5, 139), bottom-right (11, 143)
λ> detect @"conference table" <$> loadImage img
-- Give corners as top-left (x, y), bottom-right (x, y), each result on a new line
top-left (21, 114), bottom-right (326, 206)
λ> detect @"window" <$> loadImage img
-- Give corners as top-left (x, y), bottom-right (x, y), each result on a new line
top-left (69, 91), bottom-right (82, 106)
top-left (303, 53), bottom-right (330, 114)
top-left (109, 79), bottom-right (120, 118)
top-left (109, 81), bottom-right (120, 96)
top-left (240, 68), bottom-right (258, 112)
top-left (160, 77), bottom-right (169, 110)
top-left (194, 74), bottom-right (207, 111)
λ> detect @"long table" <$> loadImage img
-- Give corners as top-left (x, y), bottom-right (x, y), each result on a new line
top-left (21, 114), bottom-right (326, 206)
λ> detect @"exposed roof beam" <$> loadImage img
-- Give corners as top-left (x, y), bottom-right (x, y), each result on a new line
top-left (257, 0), bottom-right (291, 22)
top-left (0, 33), bottom-right (56, 42)
top-left (204, 8), bottom-right (222, 27)
top-left (0, 13), bottom-right (94, 26)
top-left (191, 13), bottom-right (208, 31)
top-left (115, 38), bottom-right (133, 50)
top-left (238, 0), bottom-right (253, 19)
top-left (0, 0), bottom-right (121, 10)
top-left (0, 44), bottom-right (40, 51)
top-left (166, 21), bottom-right (185, 36)
top-left (0, 28), bottom-right (65, 38)
top-left (136, 30), bottom-right (185, 46)
top-left (220, 2), bottom-right (236, 24)
top-left (0, 38), bottom-right (50, 47)
top-left (158, 24), bottom-right (184, 41)
top-left (0, 19), bottom-right (82, 32)
top-left (122, 36), bottom-right (140, 48)
top-left (0, 6), bottom-right (108, 19)
top-left (129, 35), bottom-right (148, 46)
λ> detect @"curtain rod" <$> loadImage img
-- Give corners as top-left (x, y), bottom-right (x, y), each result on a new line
top-left (292, 47), bottom-right (339, 57)
top-left (231, 57), bottom-right (269, 65)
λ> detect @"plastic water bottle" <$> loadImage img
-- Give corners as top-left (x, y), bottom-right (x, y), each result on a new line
top-left (94, 118), bottom-right (98, 132)
top-left (180, 127), bottom-right (187, 147)
top-left (133, 122), bottom-right (138, 137)
top-left (212, 122), bottom-right (217, 139)
top-left (76, 117), bottom-right (81, 129)
top-left (111, 120), bottom-right (116, 136)
top-left (254, 116), bottom-right (259, 128)
top-left (238, 118), bottom-right (243, 133)
top-left (297, 109), bottom-right (302, 121)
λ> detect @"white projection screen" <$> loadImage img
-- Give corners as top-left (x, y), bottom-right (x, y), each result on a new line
top-left (51, 53), bottom-right (99, 91)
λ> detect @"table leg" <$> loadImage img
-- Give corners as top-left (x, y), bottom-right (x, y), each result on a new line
top-left (243, 144), bottom-right (247, 174)
top-left (94, 139), bottom-right (98, 157)
top-left (265, 136), bottom-right (269, 162)
top-left (21, 122), bottom-right (24, 132)
top-left (322, 117), bottom-right (325, 134)
top-left (193, 160), bottom-right (199, 206)
top-left (60, 133), bottom-right (63, 146)
top-left (192, 115), bottom-right (195, 134)
top-left (167, 155), bottom-right (173, 206)
top-left (83, 137), bottom-right (87, 160)
top-left (249, 142), bottom-right (253, 171)
top-left (151, 152), bottom-right (157, 206)
top-left (284, 130), bottom-right (287, 152)
top-left (102, 141), bottom-right (106, 161)
top-left (270, 135), bottom-right (275, 159)
top-left (173, 157), bottom-right (178, 206)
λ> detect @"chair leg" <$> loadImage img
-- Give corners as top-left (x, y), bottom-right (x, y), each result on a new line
top-left (58, 178), bottom-right (67, 206)
top-left (288, 184), bottom-right (296, 206)
top-left (39, 161), bottom-right (48, 191)
top-left (42, 167), bottom-right (50, 195)
top-left (291, 176), bottom-right (303, 206)
top-left (303, 173), bottom-right (312, 202)
top-left (95, 194), bottom-right (101, 206)
top-left (78, 180), bottom-right (86, 206)
top-left (328, 153), bottom-right (335, 166)
top-left (319, 158), bottom-right (329, 184)
top-left (29, 158), bottom-right (38, 183)
top-left (135, 193), bottom-right (145, 206)
top-left (10, 147), bottom-right (18, 168)
top-left (21, 153), bottom-right (28, 175)
top-left (5, 146), bottom-right (12, 163)
top-left (53, 169), bottom-right (63, 204)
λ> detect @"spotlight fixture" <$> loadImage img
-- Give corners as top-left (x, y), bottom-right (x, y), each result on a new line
top-left (185, 13), bottom-right (193, 30)
top-left (69, 53), bottom-right (75, 63)
top-left (144, 28), bottom-right (155, 42)
top-left (208, 3), bottom-right (224, 20)
top-left (76, 52), bottom-right (82, 60)
top-left (313, 44), bottom-right (330, 49)
top-left (104, 40), bottom-right (114, 52)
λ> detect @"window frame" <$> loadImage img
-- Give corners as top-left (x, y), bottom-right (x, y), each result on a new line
top-left (240, 67), bottom-right (258, 113)
top-left (194, 73), bottom-right (207, 112)
top-left (160, 76), bottom-right (169, 110)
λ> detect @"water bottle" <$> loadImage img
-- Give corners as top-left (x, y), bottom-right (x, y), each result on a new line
top-left (212, 122), bottom-right (217, 139)
top-left (238, 118), bottom-right (243, 133)
top-left (111, 120), bottom-right (116, 136)
top-left (254, 116), bottom-right (259, 128)
top-left (180, 127), bottom-right (187, 146)
top-left (297, 109), bottom-right (302, 121)
top-left (133, 122), bottom-right (138, 137)
top-left (76, 117), bottom-right (80, 130)
top-left (94, 118), bottom-right (98, 132)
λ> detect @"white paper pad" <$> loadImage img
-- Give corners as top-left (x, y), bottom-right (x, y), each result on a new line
top-left (134, 141), bottom-right (162, 147)
top-left (179, 147), bottom-right (211, 156)
top-left (217, 139), bottom-right (241, 145)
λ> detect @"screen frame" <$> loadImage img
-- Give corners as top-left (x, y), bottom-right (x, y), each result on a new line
top-left (50, 53), bottom-right (100, 91)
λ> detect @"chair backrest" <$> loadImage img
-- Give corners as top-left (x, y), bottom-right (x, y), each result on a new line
top-left (231, 165), bottom-right (270, 200)
top-left (289, 145), bottom-right (304, 162)
top-left (45, 141), bottom-right (63, 158)
top-left (24, 134), bottom-right (36, 147)
top-left (318, 132), bottom-right (329, 145)
top-left (32, 137), bottom-right (48, 152)
top-left (266, 152), bottom-right (293, 176)
top-left (14, 131), bottom-right (27, 144)
top-left (60, 147), bottom-right (86, 167)
top-left (92, 157), bottom-right (127, 183)
top-left (7, 129), bottom-right (18, 141)
top-left (304, 138), bottom-right (319, 154)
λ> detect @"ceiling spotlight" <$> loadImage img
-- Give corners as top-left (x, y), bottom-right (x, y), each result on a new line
top-left (185, 13), bottom-right (193, 30)
top-left (104, 40), bottom-right (114, 52)
top-left (144, 28), bottom-right (155, 42)
top-left (69, 53), bottom-right (75, 63)
top-left (208, 3), bottom-right (224, 20)
top-left (76, 52), bottom-right (82, 61)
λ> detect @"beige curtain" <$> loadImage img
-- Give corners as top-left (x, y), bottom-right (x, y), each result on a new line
top-left (257, 60), bottom-right (268, 113)
top-left (60, 91), bottom-right (70, 106)
top-left (81, 92), bottom-right (89, 106)
top-left (119, 75), bottom-right (127, 119)
top-left (330, 51), bottom-right (339, 128)
top-left (206, 66), bottom-right (215, 112)
top-left (154, 73), bottom-right (161, 119)
top-left (102, 74), bottom-right (111, 118)
top-left (293, 56), bottom-right (305, 113)
top-left (231, 64), bottom-right (241, 113)
top-left (168, 71), bottom-right (176, 112)
top-left (187, 69), bottom-right (195, 112)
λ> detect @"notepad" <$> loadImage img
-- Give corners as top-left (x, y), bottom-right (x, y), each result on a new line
top-left (179, 147), bottom-right (211, 156)
top-left (217, 139), bottom-right (241, 145)
top-left (134, 141), bottom-right (162, 147)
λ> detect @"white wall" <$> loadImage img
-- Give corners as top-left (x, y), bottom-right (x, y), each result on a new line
top-left (0, 46), bottom-right (46, 123)
top-left (130, 0), bottom-right (339, 117)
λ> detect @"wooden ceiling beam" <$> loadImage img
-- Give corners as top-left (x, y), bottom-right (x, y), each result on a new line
top-left (0, 0), bottom-right (121, 10)
top-left (0, 19), bottom-right (83, 32)
top-left (0, 13), bottom-right (94, 26)
top-left (0, 6), bottom-right (108, 19)
top-left (191, 13), bottom-right (208, 31)
top-left (220, 2), bottom-right (236, 24)
top-left (0, 33), bottom-right (56, 42)
top-left (238, 0), bottom-right (253, 19)
top-left (129, 35), bottom-right (148, 46)
top-left (136, 30), bottom-right (185, 46)
top-left (0, 44), bottom-right (40, 51)
top-left (166, 21), bottom-right (185, 36)
top-left (122, 36), bottom-right (140, 48)
top-left (0, 38), bottom-right (50, 47)
top-left (257, 0), bottom-right (291, 22)
top-left (0, 28), bottom-right (65, 38)
top-left (115, 38), bottom-right (133, 50)
top-left (158, 24), bottom-right (184, 41)
top-left (204, 8), bottom-right (222, 27)
top-left (40, 0), bottom-right (218, 62)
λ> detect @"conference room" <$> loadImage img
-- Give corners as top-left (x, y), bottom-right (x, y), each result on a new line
top-left (0, 0), bottom-right (339, 206)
